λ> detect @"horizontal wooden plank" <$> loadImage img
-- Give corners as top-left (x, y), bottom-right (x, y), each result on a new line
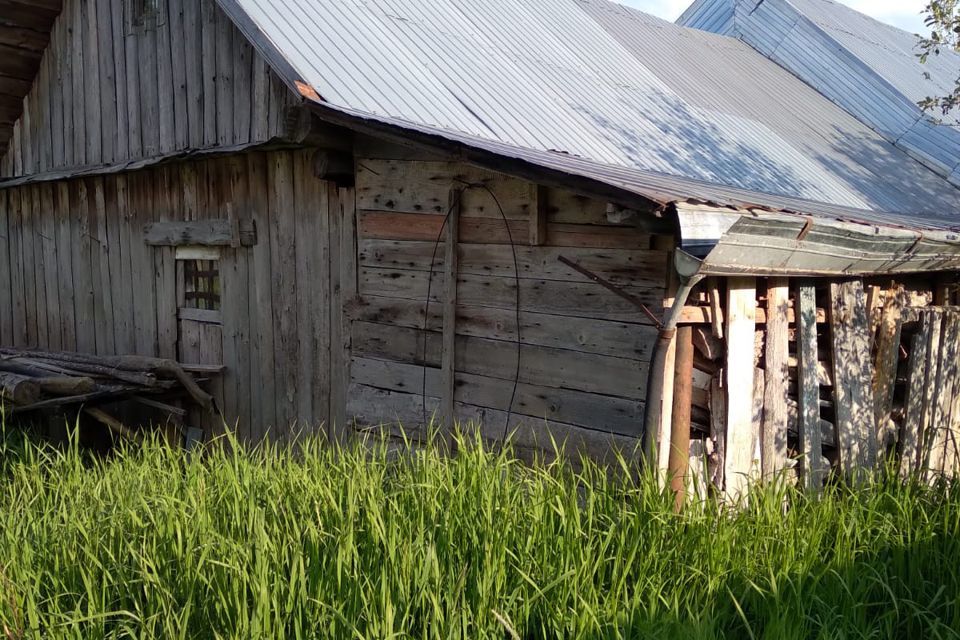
top-left (358, 239), bottom-right (667, 287)
top-left (356, 159), bottom-right (533, 218)
top-left (178, 307), bottom-right (223, 324)
top-left (347, 383), bottom-right (641, 464)
top-left (351, 356), bottom-right (644, 436)
top-left (359, 267), bottom-right (664, 323)
top-left (352, 321), bottom-right (649, 399)
top-left (346, 296), bottom-right (658, 360)
top-left (675, 305), bottom-right (827, 325)
top-left (145, 220), bottom-right (236, 247)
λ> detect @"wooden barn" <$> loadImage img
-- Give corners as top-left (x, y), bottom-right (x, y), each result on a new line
top-left (1, 0), bottom-right (959, 494)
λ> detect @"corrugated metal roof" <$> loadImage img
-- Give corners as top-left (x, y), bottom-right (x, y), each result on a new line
top-left (219, 0), bottom-right (960, 229)
top-left (680, 0), bottom-right (960, 187)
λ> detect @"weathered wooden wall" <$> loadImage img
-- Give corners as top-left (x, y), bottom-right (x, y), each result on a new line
top-left (0, 149), bottom-right (346, 441)
top-left (1, 0), bottom-right (297, 178)
top-left (345, 157), bottom-right (670, 459)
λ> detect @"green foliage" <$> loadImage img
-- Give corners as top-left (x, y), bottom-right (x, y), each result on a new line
top-left (919, 0), bottom-right (960, 117)
top-left (1, 426), bottom-right (959, 639)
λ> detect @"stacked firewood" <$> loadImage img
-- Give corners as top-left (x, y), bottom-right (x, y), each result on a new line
top-left (0, 348), bottom-right (213, 440)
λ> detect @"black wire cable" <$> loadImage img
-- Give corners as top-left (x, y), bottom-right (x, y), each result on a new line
top-left (420, 183), bottom-right (522, 446)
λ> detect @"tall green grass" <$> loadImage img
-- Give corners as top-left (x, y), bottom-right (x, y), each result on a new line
top-left (0, 425), bottom-right (958, 640)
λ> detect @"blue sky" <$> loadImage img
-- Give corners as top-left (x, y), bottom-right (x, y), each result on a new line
top-left (620, 0), bottom-right (929, 34)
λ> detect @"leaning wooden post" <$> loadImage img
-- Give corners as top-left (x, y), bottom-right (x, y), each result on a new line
top-left (762, 279), bottom-right (790, 481)
top-left (440, 189), bottom-right (461, 439)
top-left (669, 326), bottom-right (694, 511)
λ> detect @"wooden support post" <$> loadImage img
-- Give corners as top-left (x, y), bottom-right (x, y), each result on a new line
top-left (872, 287), bottom-right (905, 450)
top-left (920, 310), bottom-right (944, 480)
top-left (901, 323), bottom-right (931, 478)
top-left (529, 185), bottom-right (547, 246)
top-left (724, 277), bottom-right (757, 502)
top-left (927, 311), bottom-right (959, 477)
top-left (797, 282), bottom-right (823, 493)
top-left (669, 326), bottom-right (693, 511)
top-left (829, 280), bottom-right (877, 479)
top-left (441, 190), bottom-right (461, 433)
top-left (762, 279), bottom-right (790, 481)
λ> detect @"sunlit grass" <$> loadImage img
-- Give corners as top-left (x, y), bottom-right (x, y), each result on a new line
top-left (0, 423), bottom-right (958, 639)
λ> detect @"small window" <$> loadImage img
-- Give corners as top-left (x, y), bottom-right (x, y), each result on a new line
top-left (128, 0), bottom-right (164, 32)
top-left (182, 259), bottom-right (221, 311)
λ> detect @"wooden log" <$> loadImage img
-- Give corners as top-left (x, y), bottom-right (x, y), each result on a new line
top-left (797, 282), bottom-right (824, 493)
top-left (829, 280), bottom-right (877, 479)
top-left (0, 372), bottom-right (41, 405)
top-left (84, 407), bottom-right (142, 442)
top-left (872, 287), bottom-right (905, 450)
top-left (36, 377), bottom-right (97, 396)
top-left (669, 326), bottom-right (693, 511)
top-left (762, 279), bottom-right (790, 481)
top-left (724, 277), bottom-right (757, 502)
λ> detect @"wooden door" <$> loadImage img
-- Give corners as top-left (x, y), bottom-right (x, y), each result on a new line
top-left (175, 246), bottom-right (224, 432)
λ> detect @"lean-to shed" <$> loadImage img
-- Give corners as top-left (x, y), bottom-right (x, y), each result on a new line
top-left (0, 0), bottom-right (959, 488)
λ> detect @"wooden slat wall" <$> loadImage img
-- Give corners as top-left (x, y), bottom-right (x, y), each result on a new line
top-left (0, 0), bottom-right (295, 179)
top-left (0, 149), bottom-right (334, 441)
top-left (347, 158), bottom-right (668, 458)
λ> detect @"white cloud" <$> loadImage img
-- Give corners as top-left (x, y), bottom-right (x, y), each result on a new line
top-left (620, 0), bottom-right (929, 33)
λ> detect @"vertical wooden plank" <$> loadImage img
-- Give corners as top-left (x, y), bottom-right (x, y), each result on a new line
top-left (215, 7), bottom-right (234, 146)
top-left (944, 312), bottom-right (960, 478)
top-left (709, 373), bottom-right (726, 492)
top-left (872, 287), bottom-right (905, 450)
top-left (168, 0), bottom-right (189, 150)
top-left (251, 54), bottom-right (270, 143)
top-left (39, 185), bottom-right (62, 351)
top-left (112, 174), bottom-right (136, 353)
top-left (0, 190), bottom-right (12, 345)
top-left (797, 282), bottom-right (823, 492)
top-left (129, 172), bottom-right (158, 355)
top-left (11, 121), bottom-right (23, 177)
top-left (88, 178), bottom-right (114, 355)
top-left (762, 278), bottom-right (790, 480)
top-left (528, 185), bottom-right (547, 246)
top-left (21, 93), bottom-right (33, 176)
top-left (110, 0), bottom-right (129, 162)
top-left (829, 280), bottom-right (878, 478)
top-left (724, 276), bottom-right (756, 502)
top-left (157, 0), bottom-right (176, 153)
top-left (8, 190), bottom-right (31, 346)
top-left (139, 13), bottom-right (161, 157)
top-left (29, 187), bottom-right (49, 348)
top-left (36, 56), bottom-right (53, 172)
top-left (54, 183), bottom-right (77, 351)
top-left (901, 327), bottom-right (930, 478)
top-left (73, 180), bottom-right (97, 352)
top-left (269, 152), bottom-right (299, 437)
top-left (223, 157), bottom-right (253, 438)
top-left (83, 0), bottom-right (103, 164)
top-left (96, 0), bottom-right (117, 164)
top-left (330, 185), bottom-right (356, 439)
top-left (441, 189), bottom-right (461, 430)
top-left (248, 152), bottom-right (276, 438)
top-left (918, 309), bottom-right (944, 479)
top-left (182, 0), bottom-right (203, 148)
top-left (18, 188), bottom-right (40, 347)
top-left (153, 167), bottom-right (178, 360)
top-left (49, 16), bottom-right (66, 169)
top-left (233, 25), bottom-right (252, 145)
top-left (201, 0), bottom-right (218, 148)
top-left (71, 0), bottom-right (87, 166)
top-left (291, 152), bottom-right (328, 433)
top-left (124, 0), bottom-right (143, 159)
top-left (669, 325), bottom-right (693, 511)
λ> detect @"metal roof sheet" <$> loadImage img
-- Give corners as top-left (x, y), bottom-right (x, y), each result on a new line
top-left (219, 0), bottom-right (960, 229)
top-left (680, 0), bottom-right (960, 188)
